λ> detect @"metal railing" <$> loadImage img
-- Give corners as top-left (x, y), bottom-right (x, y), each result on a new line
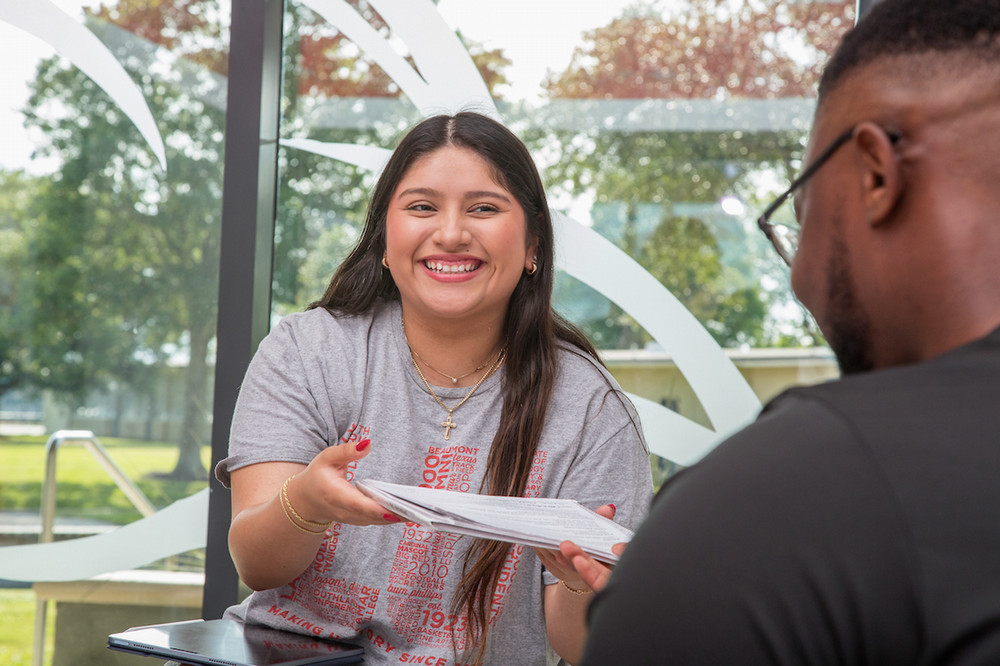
top-left (32, 429), bottom-right (156, 666)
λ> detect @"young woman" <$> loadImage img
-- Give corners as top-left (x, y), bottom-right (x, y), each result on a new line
top-left (217, 111), bottom-right (652, 665)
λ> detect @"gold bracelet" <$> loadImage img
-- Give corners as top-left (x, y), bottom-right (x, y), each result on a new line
top-left (280, 476), bottom-right (331, 535)
top-left (279, 492), bottom-right (328, 535)
top-left (281, 476), bottom-right (332, 528)
top-left (560, 579), bottom-right (593, 595)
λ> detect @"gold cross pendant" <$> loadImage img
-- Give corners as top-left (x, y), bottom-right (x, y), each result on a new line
top-left (441, 413), bottom-right (457, 440)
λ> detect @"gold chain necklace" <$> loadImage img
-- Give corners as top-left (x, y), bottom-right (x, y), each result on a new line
top-left (409, 348), bottom-right (492, 385)
top-left (410, 347), bottom-right (505, 440)
top-left (401, 318), bottom-right (505, 440)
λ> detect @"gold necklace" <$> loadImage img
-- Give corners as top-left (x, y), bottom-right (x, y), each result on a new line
top-left (409, 346), bottom-right (505, 440)
top-left (409, 348), bottom-right (492, 385)
top-left (401, 318), bottom-right (506, 440)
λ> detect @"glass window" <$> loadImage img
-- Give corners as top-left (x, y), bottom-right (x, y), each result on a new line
top-left (0, 1), bottom-right (230, 663)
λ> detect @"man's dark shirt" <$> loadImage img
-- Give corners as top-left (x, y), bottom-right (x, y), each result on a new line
top-left (584, 327), bottom-right (1000, 665)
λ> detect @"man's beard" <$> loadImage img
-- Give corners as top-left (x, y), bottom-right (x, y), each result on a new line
top-left (824, 235), bottom-right (875, 375)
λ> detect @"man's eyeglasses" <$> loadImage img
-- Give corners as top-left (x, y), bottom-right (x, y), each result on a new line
top-left (757, 125), bottom-right (901, 266)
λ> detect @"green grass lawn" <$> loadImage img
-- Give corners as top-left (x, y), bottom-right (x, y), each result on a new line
top-left (0, 433), bottom-right (212, 664)
top-left (0, 589), bottom-right (53, 666)
top-left (0, 433), bottom-right (211, 523)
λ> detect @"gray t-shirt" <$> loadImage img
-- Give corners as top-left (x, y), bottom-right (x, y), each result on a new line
top-left (217, 299), bottom-right (652, 665)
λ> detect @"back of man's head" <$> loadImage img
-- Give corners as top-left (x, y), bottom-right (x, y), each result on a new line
top-left (820, 0), bottom-right (1000, 100)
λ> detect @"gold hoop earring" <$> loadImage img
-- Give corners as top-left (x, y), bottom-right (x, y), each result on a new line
top-left (382, 255), bottom-right (389, 269)
top-left (525, 260), bottom-right (538, 276)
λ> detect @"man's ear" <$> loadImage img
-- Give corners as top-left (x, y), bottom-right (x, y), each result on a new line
top-left (853, 121), bottom-right (902, 227)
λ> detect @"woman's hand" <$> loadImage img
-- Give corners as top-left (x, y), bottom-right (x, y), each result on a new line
top-left (229, 439), bottom-right (400, 590)
top-left (557, 538), bottom-right (628, 594)
top-left (533, 543), bottom-right (591, 593)
top-left (539, 503), bottom-right (625, 665)
top-left (285, 440), bottom-right (400, 526)
top-left (532, 503), bottom-right (623, 594)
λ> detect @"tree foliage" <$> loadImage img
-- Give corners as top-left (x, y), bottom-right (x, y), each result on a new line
top-left (543, 0), bottom-right (851, 348)
top-left (0, 171), bottom-right (39, 406)
top-left (91, 0), bottom-right (229, 74)
top-left (545, 0), bottom-right (850, 99)
top-left (18, 0), bottom-right (227, 478)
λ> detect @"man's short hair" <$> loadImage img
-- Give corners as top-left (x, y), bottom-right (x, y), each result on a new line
top-left (819, 0), bottom-right (1000, 99)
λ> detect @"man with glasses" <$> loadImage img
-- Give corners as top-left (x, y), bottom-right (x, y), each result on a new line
top-left (568, 0), bottom-right (1000, 662)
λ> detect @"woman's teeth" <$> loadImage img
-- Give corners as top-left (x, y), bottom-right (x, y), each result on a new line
top-left (425, 261), bottom-right (479, 273)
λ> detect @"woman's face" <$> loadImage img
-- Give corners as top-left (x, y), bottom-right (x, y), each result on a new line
top-left (384, 145), bottom-right (538, 325)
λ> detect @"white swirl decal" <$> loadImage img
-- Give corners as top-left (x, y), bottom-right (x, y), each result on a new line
top-left (0, 490), bottom-right (207, 581)
top-left (0, 0), bottom-right (167, 169)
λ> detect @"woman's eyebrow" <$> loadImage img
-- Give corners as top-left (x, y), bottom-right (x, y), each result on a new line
top-left (396, 186), bottom-right (440, 199)
top-left (396, 187), bottom-right (511, 203)
top-left (464, 190), bottom-right (511, 203)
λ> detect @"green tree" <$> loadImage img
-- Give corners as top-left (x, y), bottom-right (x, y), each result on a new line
top-left (0, 171), bottom-right (40, 411)
top-left (542, 0), bottom-right (849, 348)
top-left (21, 0), bottom-right (227, 478)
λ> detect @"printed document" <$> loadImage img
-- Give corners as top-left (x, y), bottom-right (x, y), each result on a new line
top-left (356, 479), bottom-right (631, 564)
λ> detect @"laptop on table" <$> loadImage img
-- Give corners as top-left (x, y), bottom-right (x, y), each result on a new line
top-left (107, 618), bottom-right (364, 666)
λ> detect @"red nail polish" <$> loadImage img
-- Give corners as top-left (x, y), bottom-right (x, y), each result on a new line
top-left (356, 439), bottom-right (370, 452)
top-left (609, 504), bottom-right (617, 516)
top-left (383, 513), bottom-right (400, 523)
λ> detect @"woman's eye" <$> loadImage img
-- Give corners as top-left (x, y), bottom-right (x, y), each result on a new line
top-left (406, 203), bottom-right (434, 212)
top-left (470, 204), bottom-right (499, 214)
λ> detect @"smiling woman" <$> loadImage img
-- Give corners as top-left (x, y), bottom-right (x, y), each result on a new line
top-left (216, 111), bottom-right (653, 665)
top-left (385, 144), bottom-right (536, 330)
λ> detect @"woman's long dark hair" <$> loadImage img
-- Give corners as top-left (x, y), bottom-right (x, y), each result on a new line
top-left (310, 111), bottom-right (600, 663)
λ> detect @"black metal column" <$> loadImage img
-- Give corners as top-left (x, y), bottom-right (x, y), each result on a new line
top-left (202, 0), bottom-right (284, 619)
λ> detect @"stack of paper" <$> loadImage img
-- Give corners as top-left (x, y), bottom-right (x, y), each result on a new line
top-left (356, 479), bottom-right (632, 564)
